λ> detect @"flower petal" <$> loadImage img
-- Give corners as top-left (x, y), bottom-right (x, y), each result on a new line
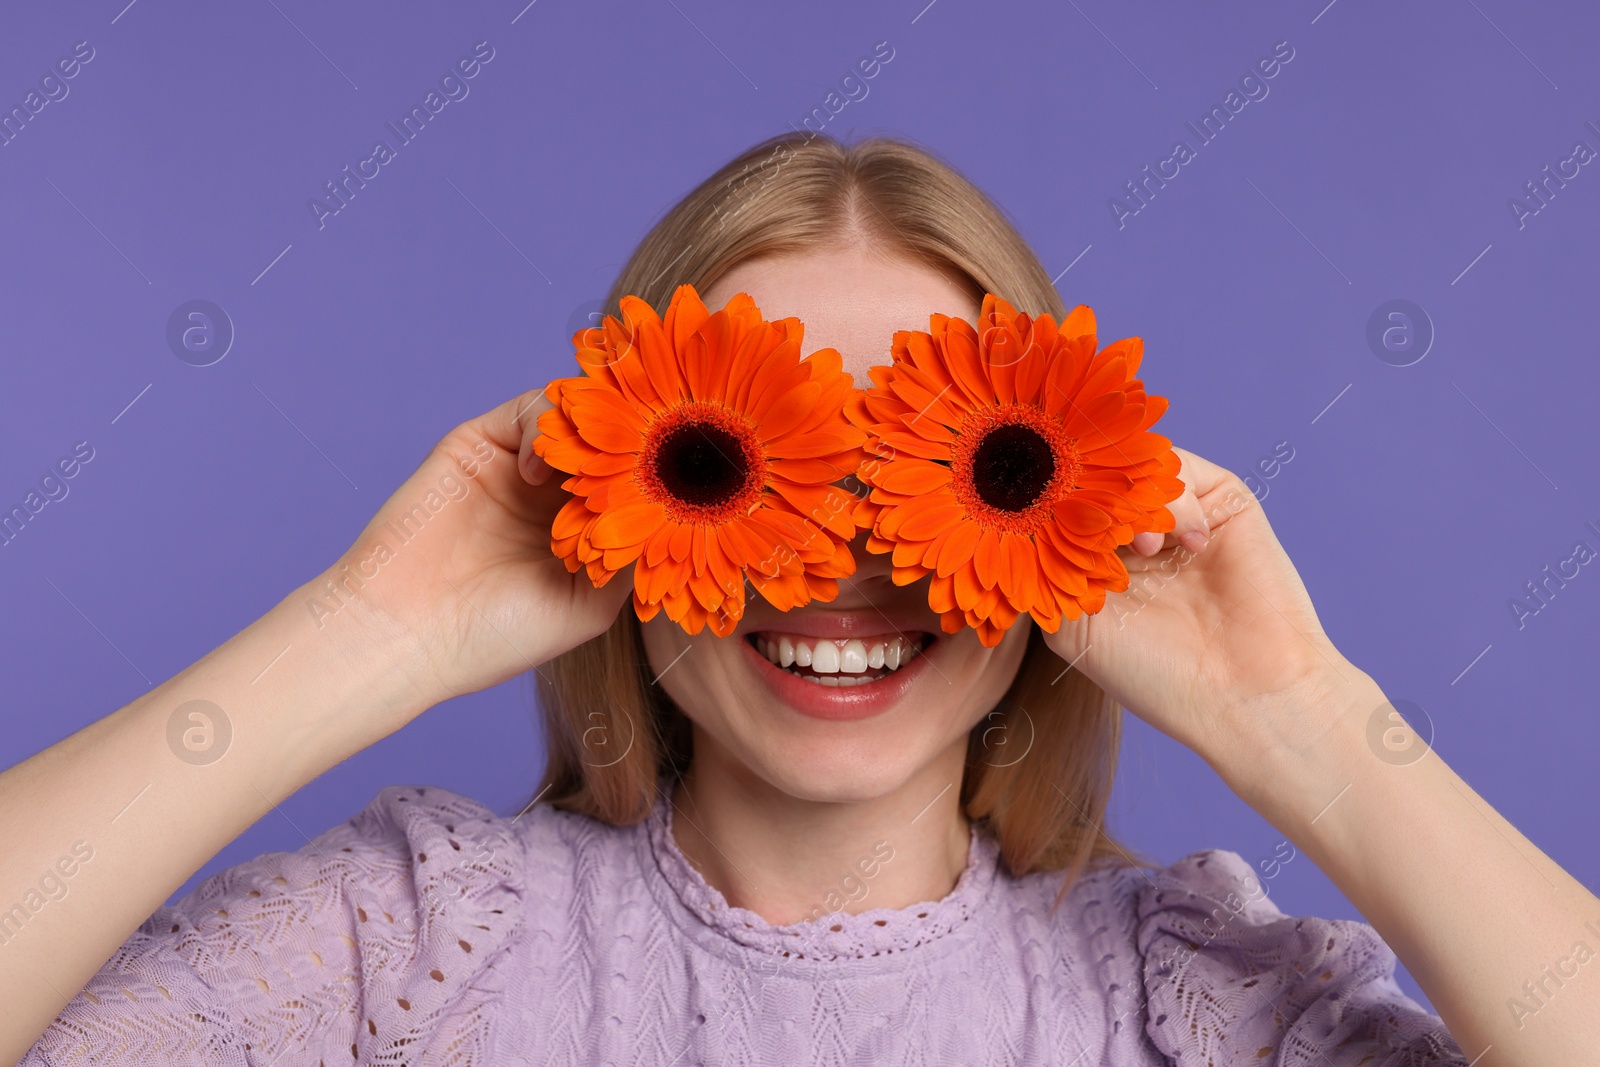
top-left (590, 500), bottom-right (666, 549)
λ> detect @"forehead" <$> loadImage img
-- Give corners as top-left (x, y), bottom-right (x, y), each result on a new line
top-left (698, 246), bottom-right (981, 381)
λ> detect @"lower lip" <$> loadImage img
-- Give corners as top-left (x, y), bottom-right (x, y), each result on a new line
top-left (739, 635), bottom-right (933, 721)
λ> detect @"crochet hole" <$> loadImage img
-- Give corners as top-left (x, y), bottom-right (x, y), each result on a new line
top-left (398, 998), bottom-right (411, 1010)
top-left (430, 969), bottom-right (445, 981)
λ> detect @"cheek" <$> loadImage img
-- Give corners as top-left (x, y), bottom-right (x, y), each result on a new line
top-left (638, 616), bottom-right (686, 680)
top-left (940, 623), bottom-right (1033, 720)
top-left (639, 617), bottom-right (698, 700)
top-left (639, 616), bottom-right (746, 724)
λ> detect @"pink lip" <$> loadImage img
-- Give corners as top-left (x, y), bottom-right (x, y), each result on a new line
top-left (739, 609), bottom-right (936, 641)
top-left (737, 628), bottom-right (936, 722)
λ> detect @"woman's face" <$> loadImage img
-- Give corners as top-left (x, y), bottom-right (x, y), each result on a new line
top-left (640, 246), bottom-right (1033, 804)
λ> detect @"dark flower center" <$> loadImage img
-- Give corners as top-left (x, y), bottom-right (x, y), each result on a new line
top-left (654, 422), bottom-right (750, 508)
top-left (970, 424), bottom-right (1056, 512)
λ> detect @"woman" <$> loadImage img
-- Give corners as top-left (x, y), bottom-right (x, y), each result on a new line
top-left (3, 133), bottom-right (1594, 1066)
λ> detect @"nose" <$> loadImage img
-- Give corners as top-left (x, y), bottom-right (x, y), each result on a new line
top-left (828, 476), bottom-right (894, 587)
top-left (845, 526), bottom-right (894, 583)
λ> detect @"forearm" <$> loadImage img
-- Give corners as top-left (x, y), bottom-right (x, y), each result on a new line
top-left (1218, 667), bottom-right (1600, 1064)
top-left (0, 566), bottom-right (438, 1065)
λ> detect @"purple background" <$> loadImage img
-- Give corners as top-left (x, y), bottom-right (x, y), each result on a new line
top-left (3, 0), bottom-right (1597, 1015)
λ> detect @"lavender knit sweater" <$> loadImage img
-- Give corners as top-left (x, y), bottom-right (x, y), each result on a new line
top-left (22, 784), bottom-right (1468, 1065)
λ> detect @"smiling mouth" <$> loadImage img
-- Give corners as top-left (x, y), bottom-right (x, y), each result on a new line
top-left (745, 632), bottom-right (932, 686)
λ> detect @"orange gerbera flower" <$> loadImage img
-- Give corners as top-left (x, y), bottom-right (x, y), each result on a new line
top-left (845, 294), bottom-right (1185, 647)
top-left (534, 283), bottom-right (866, 636)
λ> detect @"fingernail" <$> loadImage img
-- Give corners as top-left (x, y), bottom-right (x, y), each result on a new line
top-left (1179, 529), bottom-right (1209, 553)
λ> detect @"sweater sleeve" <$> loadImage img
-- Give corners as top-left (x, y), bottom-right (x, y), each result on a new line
top-left (1134, 849), bottom-right (1469, 1066)
top-left (19, 784), bottom-right (525, 1067)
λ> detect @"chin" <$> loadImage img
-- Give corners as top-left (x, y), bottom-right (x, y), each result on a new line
top-left (642, 594), bottom-right (1032, 803)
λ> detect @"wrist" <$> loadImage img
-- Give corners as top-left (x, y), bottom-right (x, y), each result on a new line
top-left (252, 566), bottom-right (446, 776)
top-left (1204, 660), bottom-right (1392, 824)
top-left (285, 561), bottom-right (452, 723)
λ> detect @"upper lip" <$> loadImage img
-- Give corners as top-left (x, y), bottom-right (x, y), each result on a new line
top-left (738, 607), bottom-right (938, 641)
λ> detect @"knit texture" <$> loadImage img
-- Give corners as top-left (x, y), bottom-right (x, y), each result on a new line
top-left (22, 784), bottom-right (1469, 1065)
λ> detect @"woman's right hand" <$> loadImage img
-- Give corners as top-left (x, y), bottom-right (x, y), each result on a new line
top-left (0, 383), bottom-right (630, 1064)
top-left (327, 385), bottom-right (633, 705)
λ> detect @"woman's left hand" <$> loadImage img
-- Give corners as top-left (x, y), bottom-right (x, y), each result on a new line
top-left (1045, 448), bottom-right (1600, 1065)
top-left (1042, 446), bottom-right (1361, 777)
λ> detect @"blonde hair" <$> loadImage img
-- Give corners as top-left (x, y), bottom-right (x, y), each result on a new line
top-left (531, 131), bottom-right (1146, 897)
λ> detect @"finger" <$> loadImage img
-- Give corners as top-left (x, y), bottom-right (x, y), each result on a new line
top-left (473, 386), bottom-right (556, 485)
top-left (1131, 446), bottom-right (1212, 555)
top-left (517, 391), bottom-right (556, 486)
top-left (1131, 490), bottom-right (1207, 555)
top-left (1168, 445), bottom-right (1238, 502)
top-left (1167, 445), bottom-right (1261, 543)
top-left (1168, 448), bottom-right (1212, 551)
top-left (1130, 530), bottom-right (1164, 555)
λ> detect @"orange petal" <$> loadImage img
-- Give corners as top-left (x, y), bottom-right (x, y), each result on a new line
top-left (953, 562), bottom-right (983, 611)
top-left (974, 528), bottom-right (1003, 590)
top-left (662, 284), bottom-right (710, 353)
top-left (935, 520), bottom-right (981, 577)
top-left (1081, 431), bottom-right (1172, 466)
top-left (756, 382), bottom-right (824, 443)
top-left (875, 460), bottom-right (951, 495)
top-left (1060, 305), bottom-right (1096, 342)
top-left (574, 411), bottom-right (644, 454)
top-left (589, 500), bottom-right (666, 549)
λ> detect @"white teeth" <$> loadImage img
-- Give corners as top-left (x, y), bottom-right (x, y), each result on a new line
top-left (753, 634), bottom-right (925, 681)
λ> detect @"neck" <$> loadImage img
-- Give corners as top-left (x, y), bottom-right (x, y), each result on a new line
top-left (668, 730), bottom-right (973, 926)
